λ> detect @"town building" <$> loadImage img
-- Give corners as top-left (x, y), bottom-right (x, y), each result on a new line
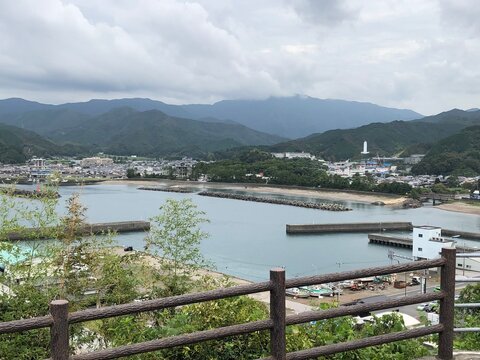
top-left (80, 157), bottom-right (114, 167)
top-left (271, 152), bottom-right (315, 160)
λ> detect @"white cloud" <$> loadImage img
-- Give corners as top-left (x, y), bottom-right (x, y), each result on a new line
top-left (0, 0), bottom-right (479, 114)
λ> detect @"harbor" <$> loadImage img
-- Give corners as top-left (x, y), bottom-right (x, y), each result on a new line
top-left (8, 183), bottom-right (480, 281)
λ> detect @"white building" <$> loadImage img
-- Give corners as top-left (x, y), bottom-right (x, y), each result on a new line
top-left (412, 226), bottom-right (455, 260)
top-left (80, 157), bottom-right (114, 167)
top-left (30, 158), bottom-right (46, 168)
top-left (271, 152), bottom-right (315, 160)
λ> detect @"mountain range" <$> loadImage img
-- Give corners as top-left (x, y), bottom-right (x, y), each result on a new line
top-left (0, 96), bottom-right (423, 139)
top-left (1, 96), bottom-right (480, 175)
top-left (0, 105), bottom-right (285, 160)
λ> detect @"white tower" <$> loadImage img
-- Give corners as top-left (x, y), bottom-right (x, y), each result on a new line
top-left (361, 141), bottom-right (369, 154)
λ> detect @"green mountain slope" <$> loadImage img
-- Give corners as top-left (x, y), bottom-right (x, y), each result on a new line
top-left (412, 126), bottom-right (480, 176)
top-left (49, 108), bottom-right (286, 157)
top-left (269, 109), bottom-right (480, 161)
top-left (0, 109), bottom-right (90, 136)
top-left (0, 123), bottom-right (80, 163)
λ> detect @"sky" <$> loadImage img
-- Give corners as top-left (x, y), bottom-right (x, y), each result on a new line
top-left (0, 0), bottom-right (479, 115)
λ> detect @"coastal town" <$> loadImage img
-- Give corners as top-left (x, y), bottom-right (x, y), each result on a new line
top-left (3, 1), bottom-right (480, 358)
top-left (1, 151), bottom-right (479, 192)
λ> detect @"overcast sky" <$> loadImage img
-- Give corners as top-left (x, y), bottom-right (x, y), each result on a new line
top-left (1, 0), bottom-right (479, 114)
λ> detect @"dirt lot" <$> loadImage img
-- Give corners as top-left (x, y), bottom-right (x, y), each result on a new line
top-left (286, 271), bottom-right (441, 308)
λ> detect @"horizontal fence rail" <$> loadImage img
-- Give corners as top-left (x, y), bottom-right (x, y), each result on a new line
top-left (0, 248), bottom-right (459, 360)
top-left (69, 280), bottom-right (272, 324)
top-left (454, 253), bottom-right (480, 337)
top-left (285, 257), bottom-right (445, 289)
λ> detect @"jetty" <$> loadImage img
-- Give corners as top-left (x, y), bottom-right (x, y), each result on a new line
top-left (138, 186), bottom-right (193, 194)
top-left (286, 222), bottom-right (412, 234)
top-left (4, 221), bottom-right (150, 241)
top-left (368, 233), bottom-right (478, 252)
top-left (198, 191), bottom-right (351, 211)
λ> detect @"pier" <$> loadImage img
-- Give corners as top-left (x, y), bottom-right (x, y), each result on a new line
top-left (286, 222), bottom-right (412, 234)
top-left (367, 233), bottom-right (412, 248)
top-left (4, 221), bottom-right (150, 241)
top-left (368, 233), bottom-right (479, 252)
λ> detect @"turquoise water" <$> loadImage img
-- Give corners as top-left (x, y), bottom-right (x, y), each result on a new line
top-left (12, 184), bottom-right (480, 281)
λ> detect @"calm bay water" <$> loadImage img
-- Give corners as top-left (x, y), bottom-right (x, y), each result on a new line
top-left (21, 184), bottom-right (480, 282)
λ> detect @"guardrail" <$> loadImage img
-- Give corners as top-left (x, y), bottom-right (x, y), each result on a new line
top-left (0, 248), bottom-right (458, 360)
top-left (454, 252), bottom-right (480, 334)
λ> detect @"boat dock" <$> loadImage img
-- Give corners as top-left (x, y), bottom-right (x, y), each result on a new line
top-left (368, 233), bottom-right (478, 252)
top-left (5, 221), bottom-right (150, 241)
top-left (368, 233), bottom-right (412, 248)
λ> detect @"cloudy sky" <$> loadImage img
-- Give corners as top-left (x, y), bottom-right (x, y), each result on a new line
top-left (0, 0), bottom-right (479, 114)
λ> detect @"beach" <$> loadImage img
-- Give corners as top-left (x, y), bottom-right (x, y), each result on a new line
top-left (101, 179), bottom-right (407, 206)
top-left (436, 202), bottom-right (480, 216)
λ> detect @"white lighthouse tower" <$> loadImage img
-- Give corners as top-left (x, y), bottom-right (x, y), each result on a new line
top-left (361, 140), bottom-right (369, 155)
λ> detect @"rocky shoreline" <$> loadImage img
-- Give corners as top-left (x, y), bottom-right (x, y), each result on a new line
top-left (198, 191), bottom-right (352, 211)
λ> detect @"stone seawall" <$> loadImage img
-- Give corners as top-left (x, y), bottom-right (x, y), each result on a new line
top-left (138, 186), bottom-right (192, 193)
top-left (198, 191), bottom-right (352, 211)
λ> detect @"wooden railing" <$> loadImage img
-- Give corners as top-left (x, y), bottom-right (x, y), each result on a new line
top-left (0, 248), bottom-right (457, 360)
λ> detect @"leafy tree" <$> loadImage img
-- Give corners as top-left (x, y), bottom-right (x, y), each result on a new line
top-left (126, 168), bottom-right (137, 178)
top-left (454, 284), bottom-right (480, 350)
top-left (145, 198), bottom-right (211, 296)
top-left (0, 183), bottom-right (144, 357)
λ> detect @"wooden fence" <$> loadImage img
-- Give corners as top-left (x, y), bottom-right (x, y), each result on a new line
top-left (0, 248), bottom-right (457, 360)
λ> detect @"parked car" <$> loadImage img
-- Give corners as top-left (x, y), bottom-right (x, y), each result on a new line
top-left (417, 301), bottom-right (438, 313)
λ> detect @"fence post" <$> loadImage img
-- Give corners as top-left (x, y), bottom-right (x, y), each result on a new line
top-left (438, 247), bottom-right (456, 360)
top-left (50, 299), bottom-right (69, 360)
top-left (270, 268), bottom-right (286, 360)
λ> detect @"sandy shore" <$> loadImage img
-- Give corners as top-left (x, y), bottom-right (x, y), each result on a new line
top-left (101, 179), bottom-right (407, 206)
top-left (437, 202), bottom-right (480, 216)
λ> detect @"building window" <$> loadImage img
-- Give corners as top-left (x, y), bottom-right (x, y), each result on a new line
top-left (418, 234), bottom-right (423, 238)
top-left (418, 247), bottom-right (422, 251)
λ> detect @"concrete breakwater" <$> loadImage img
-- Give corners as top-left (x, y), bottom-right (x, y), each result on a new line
top-left (138, 186), bottom-right (193, 194)
top-left (285, 222), bottom-right (480, 241)
top-left (441, 229), bottom-right (480, 240)
top-left (5, 221), bottom-right (150, 241)
top-left (286, 222), bottom-right (412, 234)
top-left (198, 191), bottom-right (352, 211)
